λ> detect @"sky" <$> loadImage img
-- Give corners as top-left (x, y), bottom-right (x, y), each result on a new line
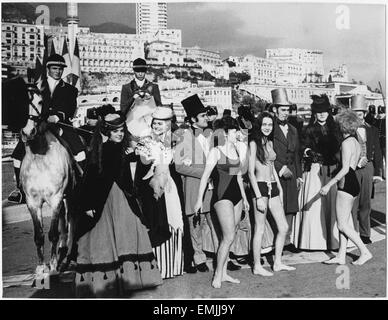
top-left (11, 1), bottom-right (386, 90)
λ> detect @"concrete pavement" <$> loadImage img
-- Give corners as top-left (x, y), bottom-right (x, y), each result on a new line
top-left (2, 182), bottom-right (386, 298)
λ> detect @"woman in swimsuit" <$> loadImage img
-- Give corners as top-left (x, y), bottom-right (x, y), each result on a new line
top-left (320, 109), bottom-right (373, 265)
top-left (248, 112), bottom-right (296, 276)
top-left (194, 116), bottom-right (250, 289)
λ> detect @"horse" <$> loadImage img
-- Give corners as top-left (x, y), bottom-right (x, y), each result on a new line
top-left (19, 85), bottom-right (76, 275)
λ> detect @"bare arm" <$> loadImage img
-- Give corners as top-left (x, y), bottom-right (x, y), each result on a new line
top-left (248, 141), bottom-right (262, 199)
top-left (194, 148), bottom-right (219, 211)
top-left (324, 140), bottom-right (353, 190)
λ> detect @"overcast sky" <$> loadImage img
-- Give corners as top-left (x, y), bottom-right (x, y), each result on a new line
top-left (31, 2), bottom-right (386, 90)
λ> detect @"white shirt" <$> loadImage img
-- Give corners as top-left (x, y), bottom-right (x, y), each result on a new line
top-left (135, 78), bottom-right (145, 88)
top-left (47, 76), bottom-right (59, 96)
top-left (278, 123), bottom-right (288, 138)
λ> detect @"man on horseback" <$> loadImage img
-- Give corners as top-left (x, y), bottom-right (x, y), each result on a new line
top-left (8, 53), bottom-right (86, 203)
top-left (120, 57), bottom-right (162, 117)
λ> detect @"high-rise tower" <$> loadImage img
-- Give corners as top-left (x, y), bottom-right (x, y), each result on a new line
top-left (136, 2), bottom-right (167, 35)
top-left (67, 2), bottom-right (79, 59)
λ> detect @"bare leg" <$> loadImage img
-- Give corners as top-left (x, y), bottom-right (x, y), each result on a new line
top-left (269, 197), bottom-right (296, 272)
top-left (212, 200), bottom-right (239, 289)
top-left (252, 197), bottom-right (273, 276)
top-left (221, 200), bottom-right (243, 283)
top-left (325, 191), bottom-right (372, 265)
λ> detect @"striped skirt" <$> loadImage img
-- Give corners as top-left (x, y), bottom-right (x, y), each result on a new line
top-left (153, 226), bottom-right (184, 279)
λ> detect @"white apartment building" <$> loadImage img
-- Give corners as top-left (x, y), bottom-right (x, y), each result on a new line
top-left (146, 40), bottom-right (183, 66)
top-left (77, 29), bottom-right (145, 73)
top-left (136, 2), bottom-right (168, 35)
top-left (326, 64), bottom-right (349, 83)
top-left (181, 46), bottom-right (222, 66)
top-left (2, 22), bottom-right (45, 70)
top-left (266, 48), bottom-right (324, 83)
top-left (229, 55), bottom-right (277, 85)
top-left (276, 61), bottom-right (303, 85)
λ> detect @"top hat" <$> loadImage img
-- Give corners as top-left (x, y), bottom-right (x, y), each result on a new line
top-left (46, 54), bottom-right (67, 68)
top-left (132, 58), bottom-right (147, 72)
top-left (181, 94), bottom-right (207, 118)
top-left (271, 88), bottom-right (292, 106)
top-left (152, 106), bottom-right (174, 120)
top-left (350, 95), bottom-right (368, 112)
top-left (311, 94), bottom-right (331, 113)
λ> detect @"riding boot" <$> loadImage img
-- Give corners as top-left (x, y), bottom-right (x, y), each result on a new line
top-left (8, 167), bottom-right (26, 203)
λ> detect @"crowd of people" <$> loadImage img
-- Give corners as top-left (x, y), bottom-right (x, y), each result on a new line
top-left (7, 56), bottom-right (385, 298)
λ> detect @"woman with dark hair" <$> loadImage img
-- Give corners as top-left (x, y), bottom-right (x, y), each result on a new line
top-left (248, 112), bottom-right (295, 276)
top-left (320, 109), bottom-right (372, 265)
top-left (292, 95), bottom-right (344, 250)
top-left (73, 112), bottom-right (162, 297)
top-left (194, 116), bottom-right (250, 289)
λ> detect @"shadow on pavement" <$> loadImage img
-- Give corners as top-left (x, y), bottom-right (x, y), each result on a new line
top-left (371, 210), bottom-right (386, 226)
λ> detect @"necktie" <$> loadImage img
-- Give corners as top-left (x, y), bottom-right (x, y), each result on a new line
top-left (278, 119), bottom-right (288, 126)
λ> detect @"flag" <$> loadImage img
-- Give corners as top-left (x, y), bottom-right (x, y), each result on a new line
top-left (71, 37), bottom-right (81, 91)
top-left (49, 38), bottom-right (56, 56)
top-left (42, 34), bottom-right (49, 68)
top-left (61, 37), bottom-right (72, 82)
top-left (41, 33), bottom-right (49, 84)
top-left (34, 56), bottom-right (44, 90)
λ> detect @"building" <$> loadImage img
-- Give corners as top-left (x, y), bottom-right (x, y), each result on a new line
top-left (146, 40), bottom-right (183, 66)
top-left (266, 48), bottom-right (324, 83)
top-left (136, 2), bottom-right (168, 35)
top-left (154, 29), bottom-right (181, 47)
top-left (77, 29), bottom-right (145, 73)
top-left (181, 46), bottom-right (222, 66)
top-left (2, 22), bottom-right (45, 75)
top-left (229, 55), bottom-right (277, 85)
top-left (326, 64), bottom-right (349, 83)
top-left (276, 61), bottom-right (303, 85)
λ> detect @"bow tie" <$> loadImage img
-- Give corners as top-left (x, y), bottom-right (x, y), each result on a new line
top-left (278, 120), bottom-right (288, 126)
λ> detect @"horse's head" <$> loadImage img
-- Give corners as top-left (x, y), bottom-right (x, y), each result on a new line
top-left (21, 85), bottom-right (43, 141)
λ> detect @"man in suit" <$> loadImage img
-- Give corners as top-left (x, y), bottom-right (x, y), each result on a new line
top-left (271, 88), bottom-right (303, 247)
top-left (8, 54), bottom-right (85, 203)
top-left (351, 95), bottom-right (384, 244)
top-left (174, 94), bottom-right (218, 273)
top-left (287, 104), bottom-right (304, 137)
top-left (120, 58), bottom-right (162, 117)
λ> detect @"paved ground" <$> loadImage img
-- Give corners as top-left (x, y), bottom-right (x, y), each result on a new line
top-left (1, 159), bottom-right (386, 299)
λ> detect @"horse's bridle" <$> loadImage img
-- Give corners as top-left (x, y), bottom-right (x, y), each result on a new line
top-left (28, 96), bottom-right (42, 122)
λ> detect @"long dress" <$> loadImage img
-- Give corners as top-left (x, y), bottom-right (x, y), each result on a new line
top-left (291, 122), bottom-right (354, 250)
top-left (74, 141), bottom-right (162, 297)
top-left (136, 142), bottom-right (184, 279)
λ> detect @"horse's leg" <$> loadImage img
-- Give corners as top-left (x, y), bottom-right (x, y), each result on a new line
top-left (28, 203), bottom-right (46, 274)
top-left (48, 197), bottom-right (62, 273)
top-left (57, 200), bottom-right (69, 268)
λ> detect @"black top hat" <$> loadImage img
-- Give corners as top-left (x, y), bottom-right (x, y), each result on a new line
top-left (310, 94), bottom-right (331, 113)
top-left (132, 58), bottom-right (147, 72)
top-left (46, 53), bottom-right (67, 68)
top-left (181, 94), bottom-right (207, 118)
